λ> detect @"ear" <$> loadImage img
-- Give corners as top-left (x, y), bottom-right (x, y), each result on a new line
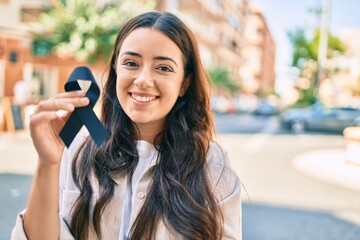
top-left (179, 76), bottom-right (191, 97)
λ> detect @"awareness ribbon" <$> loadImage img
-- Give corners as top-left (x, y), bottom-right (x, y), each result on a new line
top-left (59, 66), bottom-right (108, 147)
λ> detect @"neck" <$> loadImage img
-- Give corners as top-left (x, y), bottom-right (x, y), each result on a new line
top-left (134, 122), bottom-right (164, 145)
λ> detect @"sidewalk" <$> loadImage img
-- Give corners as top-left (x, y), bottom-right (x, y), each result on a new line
top-left (293, 148), bottom-right (360, 225)
top-left (0, 131), bottom-right (37, 174)
top-left (294, 149), bottom-right (360, 192)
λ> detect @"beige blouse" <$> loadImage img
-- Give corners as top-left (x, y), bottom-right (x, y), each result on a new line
top-left (11, 132), bottom-right (242, 239)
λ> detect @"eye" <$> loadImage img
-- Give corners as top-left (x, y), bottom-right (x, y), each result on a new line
top-left (121, 60), bottom-right (139, 68)
top-left (157, 65), bottom-right (173, 72)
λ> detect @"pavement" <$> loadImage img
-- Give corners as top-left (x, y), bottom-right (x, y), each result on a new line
top-left (293, 148), bottom-right (360, 192)
top-left (0, 131), bottom-right (37, 175)
top-left (1, 130), bottom-right (360, 240)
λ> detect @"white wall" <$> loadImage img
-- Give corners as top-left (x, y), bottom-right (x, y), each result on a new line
top-left (0, 0), bottom-right (21, 28)
top-left (0, 59), bottom-right (4, 99)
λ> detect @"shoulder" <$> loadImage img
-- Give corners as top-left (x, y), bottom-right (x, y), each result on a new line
top-left (206, 142), bottom-right (234, 174)
top-left (207, 142), bottom-right (228, 165)
top-left (206, 142), bottom-right (241, 201)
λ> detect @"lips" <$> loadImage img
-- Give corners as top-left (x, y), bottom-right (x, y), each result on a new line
top-left (130, 93), bottom-right (158, 103)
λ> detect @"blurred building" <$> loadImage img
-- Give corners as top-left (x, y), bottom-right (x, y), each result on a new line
top-left (0, 0), bottom-right (107, 103)
top-left (156, 0), bottom-right (249, 89)
top-left (0, 0), bottom-right (276, 102)
top-left (240, 3), bottom-right (275, 95)
top-left (320, 28), bottom-right (360, 107)
top-left (340, 28), bottom-right (360, 79)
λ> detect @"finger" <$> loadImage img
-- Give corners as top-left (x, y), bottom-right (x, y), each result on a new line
top-left (54, 109), bottom-right (73, 123)
top-left (34, 100), bottom-right (73, 114)
top-left (53, 90), bottom-right (86, 99)
top-left (56, 109), bottom-right (71, 119)
top-left (36, 97), bottom-right (89, 112)
top-left (52, 116), bottom-right (69, 133)
top-left (30, 111), bottom-right (59, 127)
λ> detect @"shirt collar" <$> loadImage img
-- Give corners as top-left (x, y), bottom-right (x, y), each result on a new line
top-left (109, 140), bottom-right (158, 184)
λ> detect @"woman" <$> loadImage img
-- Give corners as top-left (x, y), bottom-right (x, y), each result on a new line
top-left (12, 11), bottom-right (241, 239)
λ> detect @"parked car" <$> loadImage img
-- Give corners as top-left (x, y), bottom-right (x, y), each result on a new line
top-left (353, 116), bottom-right (360, 126)
top-left (253, 100), bottom-right (278, 116)
top-left (211, 96), bottom-right (236, 114)
top-left (280, 103), bottom-right (360, 133)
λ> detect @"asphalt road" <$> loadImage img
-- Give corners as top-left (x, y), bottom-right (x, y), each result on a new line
top-left (243, 202), bottom-right (360, 240)
top-left (215, 113), bottom-right (273, 134)
top-left (214, 112), bottom-right (344, 135)
top-left (0, 174), bottom-right (32, 239)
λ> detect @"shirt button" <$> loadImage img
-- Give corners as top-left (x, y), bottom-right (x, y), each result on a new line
top-left (137, 192), bottom-right (145, 199)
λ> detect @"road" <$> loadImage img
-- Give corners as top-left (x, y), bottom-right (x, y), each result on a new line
top-left (214, 112), bottom-right (344, 135)
top-left (0, 113), bottom-right (359, 240)
top-left (0, 174), bottom-right (32, 237)
top-left (215, 113), bottom-right (271, 134)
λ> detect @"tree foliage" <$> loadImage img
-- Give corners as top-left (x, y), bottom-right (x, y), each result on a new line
top-left (288, 27), bottom-right (347, 106)
top-left (32, 0), bottom-right (155, 63)
top-left (208, 67), bottom-right (240, 95)
top-left (288, 28), bottom-right (347, 69)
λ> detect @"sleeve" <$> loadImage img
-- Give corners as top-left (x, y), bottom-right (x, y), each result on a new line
top-left (10, 211), bottom-right (75, 240)
top-left (10, 132), bottom-right (88, 240)
top-left (218, 174), bottom-right (242, 240)
top-left (10, 210), bottom-right (28, 239)
top-left (207, 144), bottom-right (242, 240)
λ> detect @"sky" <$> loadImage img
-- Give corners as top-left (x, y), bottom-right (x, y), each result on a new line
top-left (250, 0), bottom-right (360, 95)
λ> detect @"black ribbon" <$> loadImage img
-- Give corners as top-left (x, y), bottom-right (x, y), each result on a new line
top-left (59, 66), bottom-right (108, 147)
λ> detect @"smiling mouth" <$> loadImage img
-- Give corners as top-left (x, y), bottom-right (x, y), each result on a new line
top-left (130, 93), bottom-right (158, 103)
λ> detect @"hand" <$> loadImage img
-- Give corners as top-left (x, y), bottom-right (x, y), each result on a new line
top-left (29, 91), bottom-right (89, 167)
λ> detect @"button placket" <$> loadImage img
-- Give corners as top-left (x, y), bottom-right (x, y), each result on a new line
top-left (137, 191), bottom-right (145, 199)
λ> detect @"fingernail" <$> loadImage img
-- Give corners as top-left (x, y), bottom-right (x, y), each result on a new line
top-left (80, 97), bottom-right (89, 103)
top-left (76, 90), bottom-right (85, 95)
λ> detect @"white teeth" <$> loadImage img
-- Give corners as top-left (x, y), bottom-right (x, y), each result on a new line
top-left (131, 94), bottom-right (157, 102)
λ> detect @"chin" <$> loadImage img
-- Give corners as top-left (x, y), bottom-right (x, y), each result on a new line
top-left (131, 117), bottom-right (165, 127)
top-left (129, 116), bottom-right (151, 124)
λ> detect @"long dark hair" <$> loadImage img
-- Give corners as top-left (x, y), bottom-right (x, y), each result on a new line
top-left (70, 11), bottom-right (222, 239)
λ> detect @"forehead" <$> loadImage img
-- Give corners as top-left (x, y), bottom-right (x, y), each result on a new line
top-left (119, 28), bottom-right (183, 61)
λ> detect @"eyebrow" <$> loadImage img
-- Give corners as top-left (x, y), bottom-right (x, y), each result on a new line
top-left (120, 51), bottom-right (178, 67)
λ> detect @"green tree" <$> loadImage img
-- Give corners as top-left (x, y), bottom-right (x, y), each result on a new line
top-left (32, 0), bottom-right (155, 64)
top-left (208, 67), bottom-right (240, 95)
top-left (288, 28), bottom-right (347, 106)
top-left (288, 28), bottom-right (347, 68)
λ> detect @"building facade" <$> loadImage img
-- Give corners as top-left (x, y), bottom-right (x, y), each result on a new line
top-left (320, 28), bottom-right (360, 107)
top-left (0, 0), bottom-right (276, 101)
top-left (240, 3), bottom-right (275, 95)
top-left (157, 0), bottom-right (249, 90)
top-left (0, 0), bottom-right (107, 103)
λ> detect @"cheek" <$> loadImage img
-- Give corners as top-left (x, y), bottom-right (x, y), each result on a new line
top-left (115, 76), bottom-right (128, 101)
top-left (174, 83), bottom-right (184, 98)
top-left (116, 72), bottom-right (133, 89)
top-left (162, 78), bottom-right (183, 95)
top-left (117, 70), bottom-right (134, 79)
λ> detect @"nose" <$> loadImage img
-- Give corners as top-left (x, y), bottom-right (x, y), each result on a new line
top-left (133, 67), bottom-right (154, 88)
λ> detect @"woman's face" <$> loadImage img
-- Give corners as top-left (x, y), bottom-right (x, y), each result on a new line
top-left (115, 27), bottom-right (186, 136)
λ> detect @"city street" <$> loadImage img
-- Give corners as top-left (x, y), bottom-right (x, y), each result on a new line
top-left (1, 113), bottom-right (360, 239)
top-left (215, 113), bottom-right (273, 134)
top-left (1, 0), bottom-right (359, 239)
top-left (214, 112), bottom-right (346, 135)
